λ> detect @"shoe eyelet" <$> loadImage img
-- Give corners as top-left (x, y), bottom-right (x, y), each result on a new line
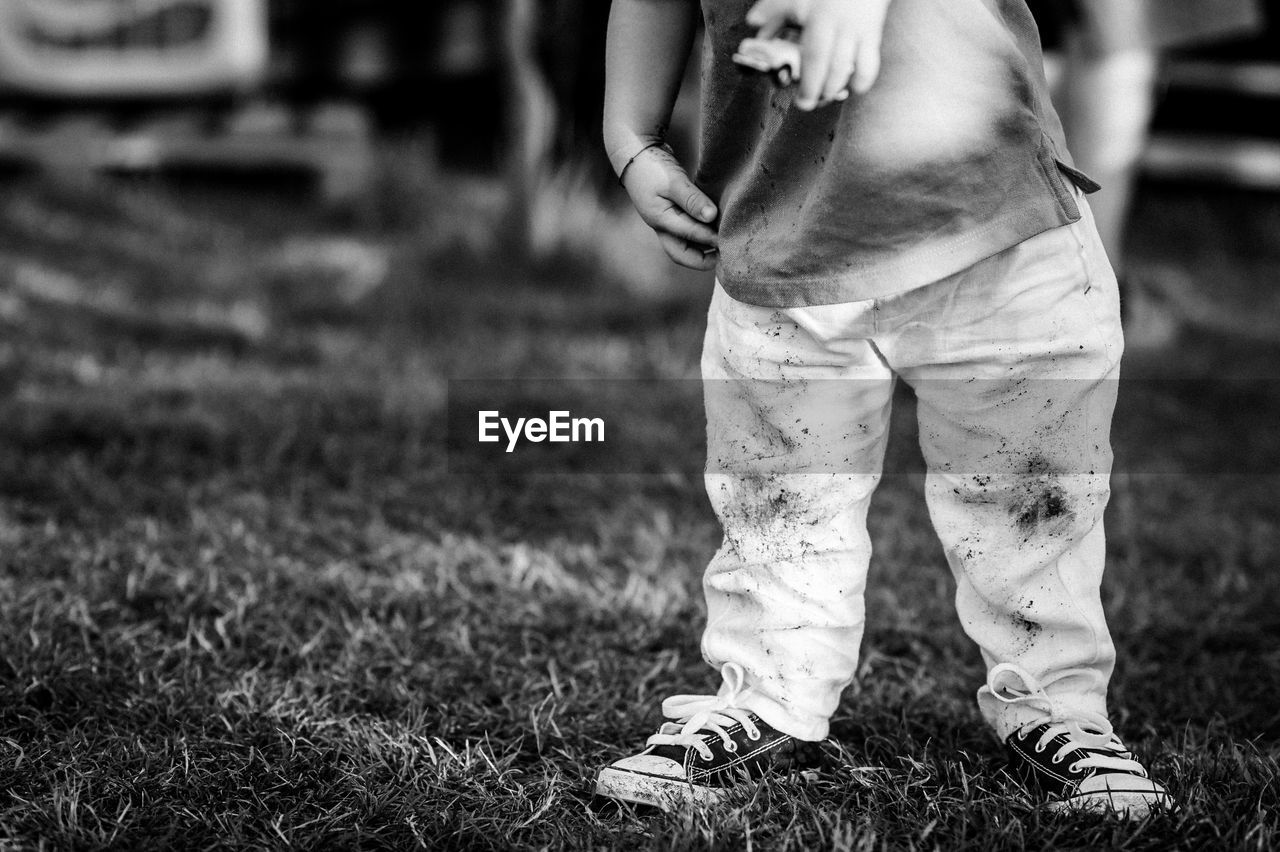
top-left (698, 750), bottom-right (713, 762)
top-left (1034, 742), bottom-right (1047, 754)
top-left (1068, 761), bottom-right (1083, 773)
top-left (724, 741), bottom-right (739, 754)
top-left (746, 728), bottom-right (761, 741)
top-left (1051, 753), bottom-right (1064, 764)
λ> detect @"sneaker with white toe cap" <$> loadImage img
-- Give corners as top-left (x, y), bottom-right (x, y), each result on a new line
top-left (990, 663), bottom-right (1174, 818)
top-left (594, 663), bottom-right (823, 809)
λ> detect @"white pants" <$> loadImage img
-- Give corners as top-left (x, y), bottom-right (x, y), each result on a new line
top-left (700, 197), bottom-right (1124, 742)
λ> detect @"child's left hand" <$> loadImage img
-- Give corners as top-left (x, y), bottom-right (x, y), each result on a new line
top-left (745, 0), bottom-right (893, 110)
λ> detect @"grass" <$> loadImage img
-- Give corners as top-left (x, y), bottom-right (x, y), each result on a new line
top-left (0, 162), bottom-right (1278, 850)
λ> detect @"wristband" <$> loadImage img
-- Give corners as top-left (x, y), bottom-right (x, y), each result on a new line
top-left (617, 141), bottom-right (669, 187)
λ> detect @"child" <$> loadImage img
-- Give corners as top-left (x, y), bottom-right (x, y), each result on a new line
top-left (596, 0), bottom-right (1170, 817)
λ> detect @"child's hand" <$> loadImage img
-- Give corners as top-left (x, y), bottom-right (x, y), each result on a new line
top-left (745, 0), bottom-right (892, 110)
top-left (619, 143), bottom-right (720, 270)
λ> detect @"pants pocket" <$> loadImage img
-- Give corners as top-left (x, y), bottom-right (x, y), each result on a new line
top-left (1068, 197), bottom-right (1124, 369)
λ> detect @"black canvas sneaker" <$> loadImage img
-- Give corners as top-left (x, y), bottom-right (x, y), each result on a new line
top-left (595, 664), bottom-right (821, 809)
top-left (1004, 718), bottom-right (1172, 817)
top-left (989, 663), bottom-right (1173, 818)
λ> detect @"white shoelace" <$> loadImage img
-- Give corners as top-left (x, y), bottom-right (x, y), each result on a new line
top-left (646, 662), bottom-right (762, 762)
top-left (988, 663), bottom-right (1147, 777)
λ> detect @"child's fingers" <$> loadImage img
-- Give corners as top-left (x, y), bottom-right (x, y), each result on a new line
top-left (743, 0), bottom-right (773, 26)
top-left (850, 33), bottom-right (883, 94)
top-left (796, 25), bottom-right (836, 110)
top-left (655, 205), bottom-right (719, 247)
top-left (820, 34), bottom-right (856, 104)
top-left (657, 232), bottom-right (719, 270)
top-left (663, 174), bottom-right (718, 225)
top-left (753, 15), bottom-right (789, 40)
top-left (745, 0), bottom-right (798, 37)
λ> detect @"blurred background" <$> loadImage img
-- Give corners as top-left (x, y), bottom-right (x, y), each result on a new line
top-left (0, 2), bottom-right (1277, 848)
top-left (1, 0), bottom-right (1279, 298)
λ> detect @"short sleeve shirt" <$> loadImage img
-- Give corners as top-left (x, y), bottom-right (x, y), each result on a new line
top-left (696, 0), bottom-right (1095, 307)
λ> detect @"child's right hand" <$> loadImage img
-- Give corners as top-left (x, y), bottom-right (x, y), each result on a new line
top-left (618, 143), bottom-right (720, 271)
top-left (746, 0), bottom-right (892, 110)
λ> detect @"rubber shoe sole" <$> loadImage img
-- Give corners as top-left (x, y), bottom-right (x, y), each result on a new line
top-left (595, 764), bottom-right (823, 811)
top-left (594, 765), bottom-right (730, 810)
top-left (1048, 787), bottom-right (1176, 819)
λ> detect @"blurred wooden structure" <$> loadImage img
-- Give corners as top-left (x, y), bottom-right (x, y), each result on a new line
top-left (0, 104), bottom-right (374, 200)
top-left (0, 0), bottom-right (372, 200)
top-left (0, 0), bottom-right (267, 96)
top-left (0, 0), bottom-right (614, 223)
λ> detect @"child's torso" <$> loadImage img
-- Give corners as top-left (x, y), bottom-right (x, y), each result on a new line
top-left (697, 0), bottom-right (1086, 308)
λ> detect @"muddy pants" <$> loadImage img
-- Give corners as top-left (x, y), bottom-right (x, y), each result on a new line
top-left (700, 196), bottom-right (1123, 742)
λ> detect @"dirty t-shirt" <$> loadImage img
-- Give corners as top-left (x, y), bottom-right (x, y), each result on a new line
top-left (696, 0), bottom-right (1095, 307)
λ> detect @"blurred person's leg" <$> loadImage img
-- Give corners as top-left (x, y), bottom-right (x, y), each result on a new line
top-left (1031, 0), bottom-right (1156, 269)
top-left (1054, 32), bottom-right (1174, 347)
top-left (1055, 41), bottom-right (1158, 269)
top-left (1057, 0), bottom-right (1267, 251)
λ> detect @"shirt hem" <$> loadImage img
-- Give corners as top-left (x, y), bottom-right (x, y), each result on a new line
top-left (715, 205), bottom-right (1080, 309)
